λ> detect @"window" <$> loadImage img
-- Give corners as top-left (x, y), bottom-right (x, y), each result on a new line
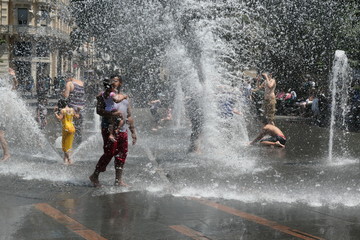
top-left (38, 9), bottom-right (49, 26)
top-left (14, 42), bottom-right (32, 57)
top-left (36, 42), bottom-right (50, 57)
top-left (18, 8), bottom-right (28, 25)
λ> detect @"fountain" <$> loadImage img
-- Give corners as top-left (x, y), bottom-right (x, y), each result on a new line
top-left (0, 0), bottom-right (358, 213)
top-left (0, 78), bottom-right (59, 158)
top-left (328, 50), bottom-right (352, 162)
top-left (66, 0), bottom-right (360, 209)
top-left (172, 81), bottom-right (186, 128)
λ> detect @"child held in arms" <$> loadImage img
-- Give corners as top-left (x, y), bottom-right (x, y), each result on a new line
top-left (101, 78), bottom-right (127, 142)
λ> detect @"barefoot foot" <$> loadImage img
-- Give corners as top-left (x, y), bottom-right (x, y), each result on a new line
top-left (89, 174), bottom-right (101, 187)
top-left (1, 154), bottom-right (10, 161)
top-left (275, 141), bottom-right (285, 148)
top-left (114, 179), bottom-right (129, 187)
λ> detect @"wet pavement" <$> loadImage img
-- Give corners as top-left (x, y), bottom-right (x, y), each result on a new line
top-left (1, 178), bottom-right (360, 240)
top-left (1, 110), bottom-right (360, 240)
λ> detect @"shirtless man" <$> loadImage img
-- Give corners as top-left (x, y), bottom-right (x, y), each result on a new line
top-left (258, 72), bottom-right (276, 125)
top-left (250, 118), bottom-right (286, 148)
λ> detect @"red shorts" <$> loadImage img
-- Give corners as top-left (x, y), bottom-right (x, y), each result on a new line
top-left (95, 128), bottom-right (128, 172)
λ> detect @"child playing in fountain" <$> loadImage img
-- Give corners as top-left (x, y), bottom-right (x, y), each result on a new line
top-left (250, 117), bottom-right (286, 148)
top-left (54, 99), bottom-right (80, 164)
top-left (101, 79), bottom-right (127, 142)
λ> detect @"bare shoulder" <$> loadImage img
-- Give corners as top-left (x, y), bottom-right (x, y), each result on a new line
top-left (74, 79), bottom-right (84, 86)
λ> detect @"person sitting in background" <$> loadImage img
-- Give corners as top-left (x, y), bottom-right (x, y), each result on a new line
top-left (276, 89), bottom-right (286, 100)
top-left (298, 94), bottom-right (315, 116)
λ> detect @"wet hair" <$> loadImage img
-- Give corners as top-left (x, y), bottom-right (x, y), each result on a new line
top-left (57, 99), bottom-right (68, 109)
top-left (103, 78), bottom-right (112, 89)
top-left (110, 74), bottom-right (122, 83)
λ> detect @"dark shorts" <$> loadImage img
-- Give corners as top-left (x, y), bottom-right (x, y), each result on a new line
top-left (260, 135), bottom-right (286, 145)
top-left (0, 123), bottom-right (5, 131)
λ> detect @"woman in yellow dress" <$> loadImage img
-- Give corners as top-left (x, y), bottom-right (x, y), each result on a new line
top-left (54, 99), bottom-right (80, 164)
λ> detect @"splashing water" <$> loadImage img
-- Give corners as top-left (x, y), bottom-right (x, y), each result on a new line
top-left (0, 77), bottom-right (60, 159)
top-left (0, 0), bottom-right (359, 210)
top-left (328, 50), bottom-right (352, 162)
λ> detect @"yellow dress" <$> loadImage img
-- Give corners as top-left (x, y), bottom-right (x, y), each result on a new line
top-left (61, 108), bottom-right (76, 153)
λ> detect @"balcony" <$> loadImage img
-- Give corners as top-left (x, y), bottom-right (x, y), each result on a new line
top-left (0, 25), bottom-right (70, 42)
top-left (35, 0), bottom-right (56, 5)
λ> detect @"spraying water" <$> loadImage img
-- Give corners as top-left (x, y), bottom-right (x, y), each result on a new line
top-left (172, 81), bottom-right (186, 128)
top-left (0, 77), bottom-right (60, 159)
top-left (328, 50), bottom-right (352, 162)
top-left (0, 0), bottom-right (358, 209)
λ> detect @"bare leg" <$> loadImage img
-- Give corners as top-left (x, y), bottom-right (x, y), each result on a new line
top-left (274, 141), bottom-right (285, 148)
top-left (64, 152), bottom-right (71, 164)
top-left (260, 141), bottom-right (285, 148)
top-left (63, 154), bottom-right (67, 164)
top-left (0, 131), bottom-right (10, 161)
top-left (89, 170), bottom-right (101, 187)
top-left (114, 162), bottom-right (129, 187)
top-left (67, 151), bottom-right (73, 164)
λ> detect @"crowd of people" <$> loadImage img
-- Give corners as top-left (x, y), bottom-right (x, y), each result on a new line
top-left (5, 67), bottom-right (360, 187)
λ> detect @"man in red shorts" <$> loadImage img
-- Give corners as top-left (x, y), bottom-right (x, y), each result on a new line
top-left (89, 75), bottom-right (137, 187)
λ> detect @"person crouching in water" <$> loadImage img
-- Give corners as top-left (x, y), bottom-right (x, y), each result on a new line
top-left (54, 99), bottom-right (80, 164)
top-left (250, 118), bottom-right (286, 148)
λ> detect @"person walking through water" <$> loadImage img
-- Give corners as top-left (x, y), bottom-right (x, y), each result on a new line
top-left (257, 72), bottom-right (276, 125)
top-left (185, 96), bottom-right (204, 153)
top-left (89, 75), bottom-right (137, 187)
top-left (63, 72), bottom-right (85, 144)
top-left (54, 99), bottom-right (80, 164)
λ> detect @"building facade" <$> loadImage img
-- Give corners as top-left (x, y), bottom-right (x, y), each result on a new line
top-left (0, 0), bottom-right (73, 94)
